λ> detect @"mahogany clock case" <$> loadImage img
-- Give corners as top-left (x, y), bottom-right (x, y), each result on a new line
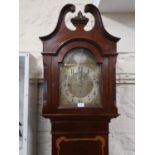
top-left (40, 4), bottom-right (120, 121)
top-left (40, 3), bottom-right (120, 155)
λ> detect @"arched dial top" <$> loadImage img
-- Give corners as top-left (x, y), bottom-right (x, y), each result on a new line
top-left (59, 48), bottom-right (102, 108)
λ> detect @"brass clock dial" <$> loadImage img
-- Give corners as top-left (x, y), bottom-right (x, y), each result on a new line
top-left (59, 48), bottom-right (102, 108)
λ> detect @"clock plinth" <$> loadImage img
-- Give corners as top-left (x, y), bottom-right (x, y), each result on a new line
top-left (40, 4), bottom-right (120, 155)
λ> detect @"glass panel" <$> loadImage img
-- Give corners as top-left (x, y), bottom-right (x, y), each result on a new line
top-left (59, 48), bottom-right (102, 108)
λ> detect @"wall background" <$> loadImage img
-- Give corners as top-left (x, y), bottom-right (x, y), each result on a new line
top-left (19, 0), bottom-right (135, 155)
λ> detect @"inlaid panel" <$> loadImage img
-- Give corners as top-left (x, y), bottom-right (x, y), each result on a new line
top-left (56, 136), bottom-right (105, 155)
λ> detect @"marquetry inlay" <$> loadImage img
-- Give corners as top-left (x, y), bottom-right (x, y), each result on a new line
top-left (56, 136), bottom-right (105, 155)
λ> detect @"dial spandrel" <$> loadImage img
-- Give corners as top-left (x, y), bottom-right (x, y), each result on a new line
top-left (59, 48), bottom-right (102, 108)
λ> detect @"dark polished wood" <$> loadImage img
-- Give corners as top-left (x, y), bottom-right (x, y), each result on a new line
top-left (40, 3), bottom-right (120, 155)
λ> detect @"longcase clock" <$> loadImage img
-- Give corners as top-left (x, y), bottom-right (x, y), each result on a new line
top-left (40, 4), bottom-right (120, 155)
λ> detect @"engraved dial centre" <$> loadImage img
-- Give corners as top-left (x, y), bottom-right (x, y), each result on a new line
top-left (68, 68), bottom-right (93, 98)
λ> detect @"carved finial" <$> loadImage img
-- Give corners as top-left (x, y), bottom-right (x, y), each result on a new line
top-left (71, 11), bottom-right (88, 27)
